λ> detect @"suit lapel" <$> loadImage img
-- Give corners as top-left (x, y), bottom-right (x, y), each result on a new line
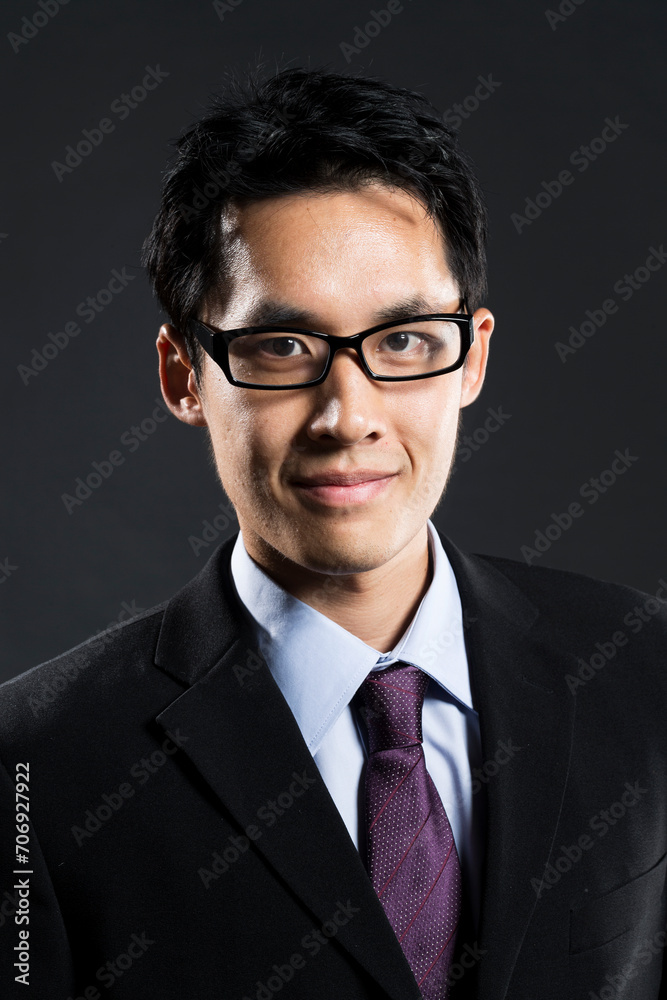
top-left (152, 535), bottom-right (422, 1000)
top-left (439, 532), bottom-right (577, 1000)
top-left (152, 530), bottom-right (577, 1000)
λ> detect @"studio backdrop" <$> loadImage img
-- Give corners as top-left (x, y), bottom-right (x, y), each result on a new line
top-left (2, 0), bottom-right (665, 682)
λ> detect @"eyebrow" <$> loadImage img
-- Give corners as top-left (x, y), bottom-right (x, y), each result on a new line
top-left (238, 295), bottom-right (458, 329)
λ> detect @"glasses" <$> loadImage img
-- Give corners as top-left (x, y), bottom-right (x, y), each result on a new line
top-left (188, 301), bottom-right (474, 390)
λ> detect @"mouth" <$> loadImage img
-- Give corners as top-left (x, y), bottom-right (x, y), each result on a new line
top-left (290, 470), bottom-right (398, 506)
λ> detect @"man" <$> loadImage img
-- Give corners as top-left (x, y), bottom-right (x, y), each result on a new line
top-left (1, 66), bottom-right (666, 1000)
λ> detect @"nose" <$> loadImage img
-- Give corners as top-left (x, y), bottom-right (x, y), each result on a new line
top-left (304, 345), bottom-right (388, 446)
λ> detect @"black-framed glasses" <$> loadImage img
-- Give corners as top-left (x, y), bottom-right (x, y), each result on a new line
top-left (188, 301), bottom-right (474, 390)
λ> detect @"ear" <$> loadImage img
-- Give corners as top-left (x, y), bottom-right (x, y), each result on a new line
top-left (156, 324), bottom-right (208, 427)
top-left (460, 308), bottom-right (494, 409)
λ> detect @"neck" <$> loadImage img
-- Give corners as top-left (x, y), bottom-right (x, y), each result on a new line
top-left (242, 524), bottom-right (433, 652)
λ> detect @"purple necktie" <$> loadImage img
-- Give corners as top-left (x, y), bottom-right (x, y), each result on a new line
top-left (356, 661), bottom-right (463, 999)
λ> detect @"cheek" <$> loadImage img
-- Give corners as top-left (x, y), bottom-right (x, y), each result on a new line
top-left (398, 394), bottom-right (460, 516)
top-left (205, 387), bottom-right (298, 489)
top-left (397, 384), bottom-right (461, 458)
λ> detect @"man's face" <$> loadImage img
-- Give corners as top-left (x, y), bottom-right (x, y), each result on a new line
top-left (159, 183), bottom-right (493, 578)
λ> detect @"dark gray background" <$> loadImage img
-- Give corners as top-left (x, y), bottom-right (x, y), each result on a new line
top-left (2, 0), bottom-right (665, 682)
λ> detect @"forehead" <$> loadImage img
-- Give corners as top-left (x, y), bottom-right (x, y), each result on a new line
top-left (224, 180), bottom-right (439, 230)
top-left (210, 184), bottom-right (457, 324)
top-left (221, 183), bottom-right (448, 283)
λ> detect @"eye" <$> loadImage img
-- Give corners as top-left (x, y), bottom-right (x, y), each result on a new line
top-left (380, 330), bottom-right (429, 352)
top-left (257, 336), bottom-right (309, 357)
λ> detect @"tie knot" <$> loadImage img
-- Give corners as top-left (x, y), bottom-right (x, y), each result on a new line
top-left (356, 662), bottom-right (429, 754)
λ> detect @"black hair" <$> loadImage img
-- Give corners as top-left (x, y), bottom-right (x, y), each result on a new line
top-left (142, 64), bottom-right (488, 380)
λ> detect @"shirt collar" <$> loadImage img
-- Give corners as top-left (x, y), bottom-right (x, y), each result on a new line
top-left (229, 520), bottom-right (473, 755)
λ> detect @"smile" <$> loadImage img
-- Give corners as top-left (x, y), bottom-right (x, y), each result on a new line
top-left (290, 473), bottom-right (398, 506)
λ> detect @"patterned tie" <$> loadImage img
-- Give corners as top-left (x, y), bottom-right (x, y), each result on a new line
top-left (356, 661), bottom-right (463, 999)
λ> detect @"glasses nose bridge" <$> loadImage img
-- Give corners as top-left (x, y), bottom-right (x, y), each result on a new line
top-left (325, 330), bottom-right (372, 379)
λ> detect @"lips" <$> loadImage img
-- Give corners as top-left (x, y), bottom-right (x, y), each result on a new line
top-left (291, 470), bottom-right (396, 486)
top-left (290, 470), bottom-right (398, 507)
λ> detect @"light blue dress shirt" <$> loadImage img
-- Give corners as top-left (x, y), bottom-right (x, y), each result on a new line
top-left (229, 519), bottom-right (485, 929)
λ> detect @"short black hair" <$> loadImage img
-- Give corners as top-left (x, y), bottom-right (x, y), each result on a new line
top-left (142, 65), bottom-right (488, 380)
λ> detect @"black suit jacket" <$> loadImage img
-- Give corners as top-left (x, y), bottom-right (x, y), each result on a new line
top-left (1, 531), bottom-right (666, 1000)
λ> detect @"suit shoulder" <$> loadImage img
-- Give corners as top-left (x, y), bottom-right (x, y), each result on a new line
top-left (472, 551), bottom-right (667, 633)
top-left (0, 600), bottom-right (170, 731)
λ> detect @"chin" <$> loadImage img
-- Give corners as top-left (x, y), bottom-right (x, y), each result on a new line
top-left (284, 528), bottom-right (402, 576)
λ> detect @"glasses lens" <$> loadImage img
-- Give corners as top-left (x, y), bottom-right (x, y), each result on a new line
top-left (225, 319), bottom-right (465, 385)
top-left (228, 333), bottom-right (329, 386)
top-left (362, 319), bottom-right (463, 377)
